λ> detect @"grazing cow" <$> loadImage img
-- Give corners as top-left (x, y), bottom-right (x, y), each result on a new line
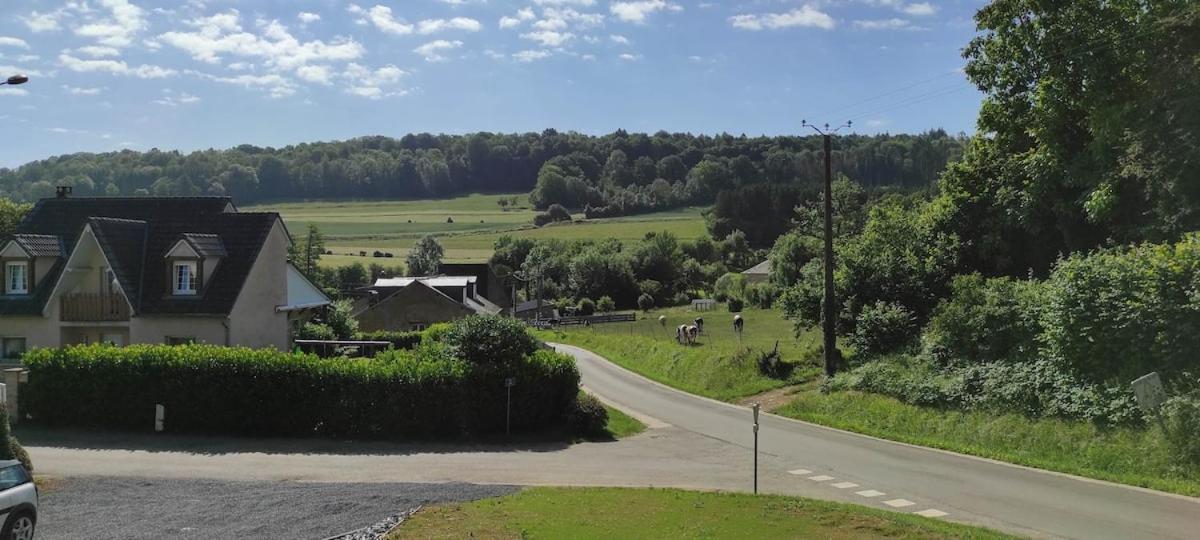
top-left (686, 325), bottom-right (699, 344)
top-left (676, 324), bottom-right (688, 344)
top-left (693, 317), bottom-right (704, 334)
top-left (659, 315), bottom-right (667, 328)
top-left (733, 314), bottom-right (744, 333)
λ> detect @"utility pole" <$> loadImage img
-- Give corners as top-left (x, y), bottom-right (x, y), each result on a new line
top-left (802, 120), bottom-right (851, 378)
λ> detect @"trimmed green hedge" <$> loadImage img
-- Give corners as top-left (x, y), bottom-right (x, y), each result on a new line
top-left (21, 341), bottom-right (580, 439)
top-left (355, 330), bottom-right (424, 350)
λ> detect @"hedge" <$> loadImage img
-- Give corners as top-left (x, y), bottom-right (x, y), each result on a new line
top-left (21, 342), bottom-right (580, 439)
top-left (355, 330), bottom-right (424, 350)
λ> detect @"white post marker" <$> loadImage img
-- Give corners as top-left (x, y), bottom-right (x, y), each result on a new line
top-left (505, 377), bottom-right (517, 436)
top-left (155, 404), bottom-right (165, 432)
top-left (752, 402), bottom-right (760, 494)
top-left (1131, 372), bottom-right (1168, 431)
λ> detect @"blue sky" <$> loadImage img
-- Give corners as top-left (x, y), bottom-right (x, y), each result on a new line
top-left (0, 0), bottom-right (987, 167)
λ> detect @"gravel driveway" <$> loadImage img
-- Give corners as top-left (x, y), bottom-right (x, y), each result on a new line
top-left (37, 476), bottom-right (515, 539)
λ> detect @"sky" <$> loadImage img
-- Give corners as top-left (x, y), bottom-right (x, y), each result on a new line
top-left (0, 0), bottom-right (988, 168)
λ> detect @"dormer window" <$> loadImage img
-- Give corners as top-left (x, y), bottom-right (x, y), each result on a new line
top-left (173, 261), bottom-right (197, 295)
top-left (4, 261), bottom-right (27, 295)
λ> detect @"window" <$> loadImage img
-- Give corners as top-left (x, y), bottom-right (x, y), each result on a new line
top-left (4, 262), bottom-right (27, 295)
top-left (0, 464), bottom-right (30, 491)
top-left (411, 323), bottom-right (428, 331)
top-left (173, 261), bottom-right (197, 295)
top-left (165, 336), bottom-right (196, 346)
top-left (1, 338), bottom-right (26, 361)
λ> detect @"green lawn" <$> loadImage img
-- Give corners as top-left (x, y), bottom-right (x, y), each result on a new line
top-left (247, 194), bottom-right (707, 266)
top-left (388, 487), bottom-right (1013, 539)
top-left (602, 402), bottom-right (646, 439)
top-left (539, 306), bottom-right (822, 401)
top-left (776, 389), bottom-right (1200, 497)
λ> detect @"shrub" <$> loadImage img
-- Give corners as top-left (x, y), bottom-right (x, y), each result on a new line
top-left (22, 342), bottom-right (579, 438)
top-left (0, 405), bottom-right (31, 473)
top-left (546, 204), bottom-right (572, 222)
top-left (1040, 234), bottom-right (1200, 382)
top-left (596, 296), bottom-right (615, 313)
top-left (325, 300), bottom-right (360, 340)
top-left (922, 274), bottom-right (1044, 367)
top-left (565, 393), bottom-right (609, 437)
top-left (850, 301), bottom-right (918, 357)
top-left (1162, 394), bottom-right (1200, 465)
top-left (296, 322), bottom-right (335, 341)
top-left (355, 330), bottom-right (423, 350)
top-left (422, 323), bottom-right (453, 343)
top-left (671, 292), bottom-right (691, 307)
top-left (756, 349), bottom-right (795, 380)
top-left (637, 293), bottom-right (655, 311)
top-left (577, 298), bottom-right (596, 316)
top-left (727, 298), bottom-right (744, 313)
top-left (745, 283), bottom-right (779, 309)
top-left (444, 316), bottom-right (538, 367)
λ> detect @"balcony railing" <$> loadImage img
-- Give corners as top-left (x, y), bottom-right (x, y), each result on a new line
top-left (61, 293), bottom-right (130, 322)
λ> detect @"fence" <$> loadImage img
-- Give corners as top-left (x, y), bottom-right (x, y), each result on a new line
top-left (531, 312), bottom-right (637, 328)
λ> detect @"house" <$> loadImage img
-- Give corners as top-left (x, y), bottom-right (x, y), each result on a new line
top-left (0, 192), bottom-right (330, 361)
top-left (513, 300), bottom-right (558, 321)
top-left (437, 262), bottom-right (513, 309)
top-left (741, 260), bottom-right (771, 284)
top-left (354, 275), bottom-right (503, 332)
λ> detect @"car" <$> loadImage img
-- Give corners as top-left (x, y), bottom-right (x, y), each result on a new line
top-left (0, 461), bottom-right (36, 540)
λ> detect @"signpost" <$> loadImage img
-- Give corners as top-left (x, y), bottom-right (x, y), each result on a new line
top-left (752, 403), bottom-right (760, 494)
top-left (505, 377), bottom-right (517, 436)
top-left (1132, 372), bottom-right (1168, 431)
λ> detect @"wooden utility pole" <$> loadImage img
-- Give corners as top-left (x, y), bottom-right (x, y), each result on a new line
top-left (803, 120), bottom-right (851, 378)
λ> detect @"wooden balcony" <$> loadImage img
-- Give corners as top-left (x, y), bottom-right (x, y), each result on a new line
top-left (61, 293), bottom-right (130, 322)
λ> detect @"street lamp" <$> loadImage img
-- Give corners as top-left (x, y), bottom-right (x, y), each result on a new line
top-left (1, 74), bottom-right (29, 86)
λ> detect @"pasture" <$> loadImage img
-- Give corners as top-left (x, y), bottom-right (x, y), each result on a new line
top-left (247, 193), bottom-right (707, 267)
top-left (539, 305), bottom-right (823, 401)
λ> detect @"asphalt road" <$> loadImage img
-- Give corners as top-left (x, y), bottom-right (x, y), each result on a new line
top-left (556, 343), bottom-right (1200, 540)
top-left (37, 476), bottom-right (514, 539)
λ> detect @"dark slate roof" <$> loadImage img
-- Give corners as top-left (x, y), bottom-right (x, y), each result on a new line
top-left (10, 234), bottom-right (64, 257)
top-left (0, 196), bottom-right (275, 317)
top-left (180, 233), bottom-right (227, 258)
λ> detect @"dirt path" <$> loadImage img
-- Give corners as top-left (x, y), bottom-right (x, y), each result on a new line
top-left (734, 383), bottom-right (809, 411)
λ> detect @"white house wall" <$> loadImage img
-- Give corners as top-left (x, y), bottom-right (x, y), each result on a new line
top-left (227, 219), bottom-right (290, 350)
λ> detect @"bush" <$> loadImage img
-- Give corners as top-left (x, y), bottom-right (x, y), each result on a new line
top-left (444, 316), bottom-right (539, 367)
top-left (671, 292), bottom-right (691, 307)
top-left (756, 349), bottom-right (795, 380)
top-left (637, 293), bottom-right (655, 311)
top-left (22, 342), bottom-right (580, 438)
top-left (422, 323), bottom-right (453, 343)
top-left (296, 322), bottom-right (335, 341)
top-left (325, 300), bottom-right (359, 340)
top-left (1040, 234), bottom-right (1200, 382)
top-left (745, 283), bottom-right (779, 309)
top-left (596, 296), bottom-right (615, 313)
top-left (565, 393), bottom-right (609, 437)
top-left (1162, 394), bottom-right (1200, 465)
top-left (577, 298), bottom-right (596, 316)
top-left (727, 298), bottom-right (744, 312)
top-left (0, 405), bottom-right (31, 473)
top-left (850, 301), bottom-right (918, 357)
top-left (922, 274), bottom-right (1044, 367)
top-left (355, 330), bottom-right (423, 350)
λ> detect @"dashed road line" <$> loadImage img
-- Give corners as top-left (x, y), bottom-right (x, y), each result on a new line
top-left (830, 482), bottom-right (859, 489)
top-left (787, 469), bottom-right (812, 476)
top-left (884, 499), bottom-right (916, 508)
top-left (915, 509), bottom-right (949, 518)
top-left (807, 475), bottom-right (835, 482)
top-left (855, 490), bottom-right (886, 498)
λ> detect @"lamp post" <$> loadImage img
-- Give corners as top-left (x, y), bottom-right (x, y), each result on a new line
top-left (1, 75), bottom-right (29, 86)
top-left (801, 119), bottom-right (851, 378)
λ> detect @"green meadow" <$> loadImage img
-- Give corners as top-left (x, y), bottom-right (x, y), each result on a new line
top-left (247, 193), bottom-right (707, 267)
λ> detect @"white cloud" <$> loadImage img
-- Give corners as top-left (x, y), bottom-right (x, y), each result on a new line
top-left (730, 6), bottom-right (835, 31)
top-left (348, 4), bottom-right (413, 35)
top-left (0, 37), bottom-right (30, 49)
top-left (417, 17), bottom-right (482, 34)
top-left (297, 12), bottom-right (322, 24)
top-left (58, 54), bottom-right (177, 78)
top-left (513, 49), bottom-right (552, 62)
top-left (521, 30), bottom-right (574, 47)
top-left (342, 63), bottom-right (408, 99)
top-left (74, 0), bottom-right (148, 48)
top-left (154, 90), bottom-right (201, 106)
top-left (853, 18), bottom-right (925, 31)
top-left (499, 16), bottom-right (523, 29)
top-left (610, 1), bottom-right (680, 23)
top-left (62, 85), bottom-right (105, 95)
top-left (534, 0), bottom-right (596, 5)
top-left (902, 3), bottom-right (937, 16)
top-left (610, 34), bottom-right (630, 45)
top-left (517, 7), bottom-right (537, 20)
top-left (0, 88), bottom-right (28, 96)
top-left (21, 10), bottom-right (65, 33)
top-left (295, 64), bottom-right (333, 83)
top-left (414, 39), bottom-right (463, 62)
top-left (76, 45), bottom-right (121, 57)
top-left (189, 70), bottom-right (297, 98)
top-left (618, 53), bottom-right (641, 61)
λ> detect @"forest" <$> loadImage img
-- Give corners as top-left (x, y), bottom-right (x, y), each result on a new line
top-left (0, 130), bottom-right (964, 217)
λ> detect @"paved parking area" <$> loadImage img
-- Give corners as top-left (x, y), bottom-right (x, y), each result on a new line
top-left (37, 476), bottom-right (515, 539)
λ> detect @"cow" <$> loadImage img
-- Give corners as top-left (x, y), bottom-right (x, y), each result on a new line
top-left (733, 314), bottom-right (744, 333)
top-left (677, 324), bottom-right (699, 345)
top-left (659, 315), bottom-right (667, 328)
top-left (693, 317), bottom-right (704, 334)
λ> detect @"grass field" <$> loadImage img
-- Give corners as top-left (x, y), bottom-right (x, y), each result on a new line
top-left (602, 402), bottom-right (647, 439)
top-left (539, 305), bottom-right (823, 401)
top-left (247, 193), bottom-right (708, 267)
top-left (388, 487), bottom-right (1013, 539)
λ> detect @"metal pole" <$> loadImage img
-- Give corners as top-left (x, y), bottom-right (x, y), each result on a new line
top-left (752, 403), bottom-right (760, 494)
top-left (822, 133), bottom-right (837, 378)
top-left (506, 383), bottom-right (512, 436)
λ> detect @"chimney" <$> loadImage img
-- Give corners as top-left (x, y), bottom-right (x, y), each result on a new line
top-left (55, 186), bottom-right (73, 199)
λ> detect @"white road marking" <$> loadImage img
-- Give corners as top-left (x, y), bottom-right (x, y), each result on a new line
top-left (855, 490), bottom-right (885, 498)
top-left (831, 482), bottom-right (859, 489)
top-left (915, 509), bottom-right (949, 518)
top-left (787, 469), bottom-right (812, 475)
top-left (808, 475), bottom-right (835, 482)
top-left (884, 499), bottom-right (916, 508)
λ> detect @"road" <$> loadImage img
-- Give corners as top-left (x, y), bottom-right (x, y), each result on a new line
top-left (556, 343), bottom-right (1200, 540)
